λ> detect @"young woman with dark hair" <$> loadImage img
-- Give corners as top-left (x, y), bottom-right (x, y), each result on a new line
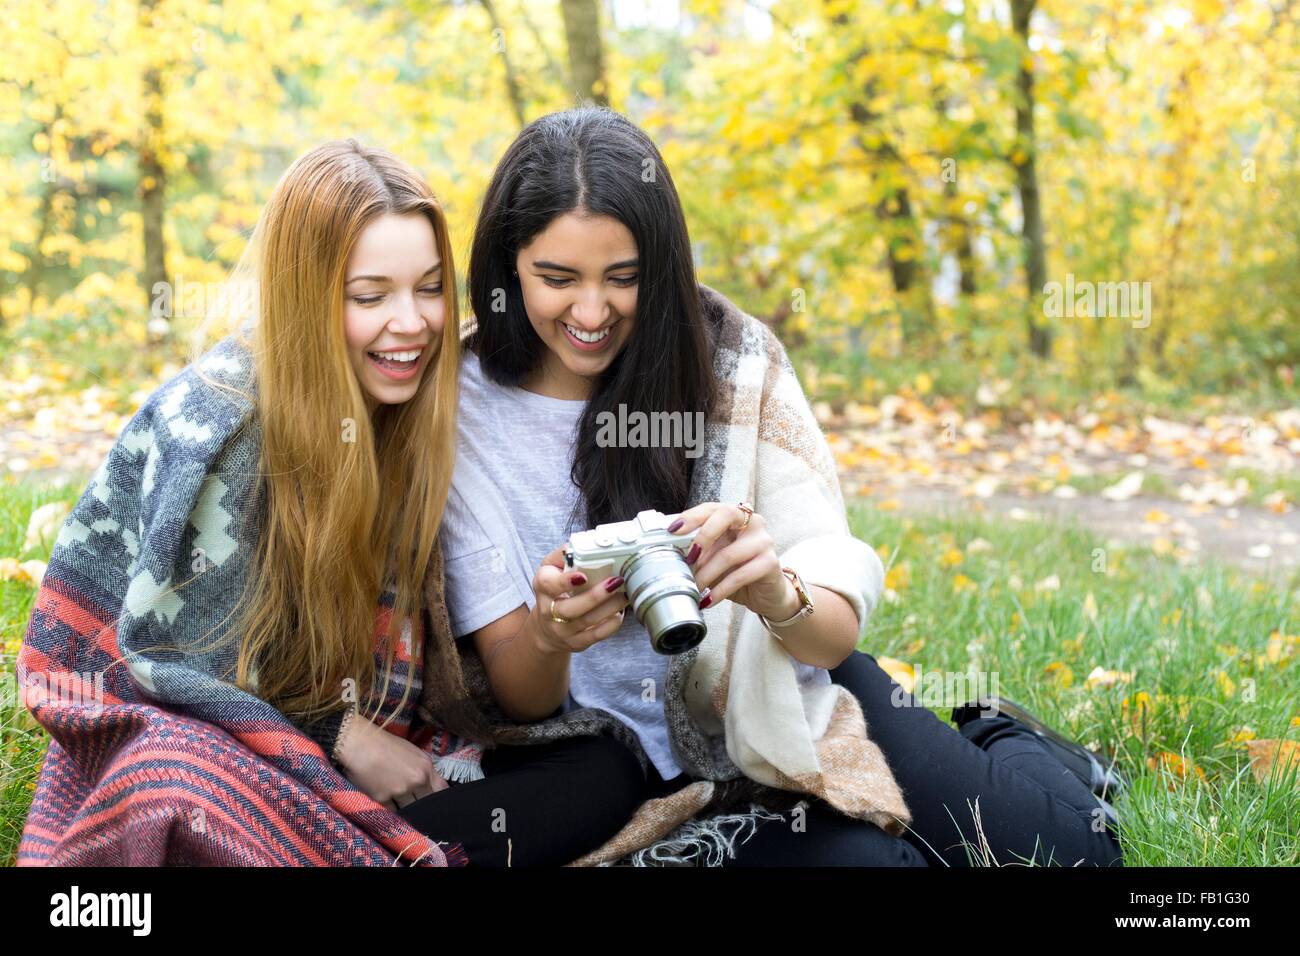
top-left (419, 107), bottom-right (1124, 867)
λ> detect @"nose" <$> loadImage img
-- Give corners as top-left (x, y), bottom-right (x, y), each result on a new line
top-left (569, 286), bottom-right (610, 329)
top-left (387, 291), bottom-right (426, 335)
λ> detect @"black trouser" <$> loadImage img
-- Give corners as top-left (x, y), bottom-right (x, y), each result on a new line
top-left (833, 650), bottom-right (1122, 866)
top-left (641, 651), bottom-right (1122, 867)
top-left (396, 733), bottom-right (645, 867)
top-left (401, 651), bottom-right (1124, 867)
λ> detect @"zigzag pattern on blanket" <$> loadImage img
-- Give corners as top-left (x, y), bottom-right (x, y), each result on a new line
top-left (18, 566), bottom-right (464, 866)
top-left (16, 329), bottom-right (471, 867)
top-left (21, 710), bottom-right (449, 866)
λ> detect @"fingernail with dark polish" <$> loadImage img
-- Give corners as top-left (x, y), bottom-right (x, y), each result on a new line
top-left (699, 590), bottom-right (713, 609)
top-left (604, 576), bottom-right (625, 592)
top-left (667, 518), bottom-right (685, 533)
top-left (569, 573), bottom-right (587, 586)
top-left (686, 543), bottom-right (701, 565)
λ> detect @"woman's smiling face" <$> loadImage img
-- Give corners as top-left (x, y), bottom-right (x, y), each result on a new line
top-left (342, 211), bottom-right (445, 413)
top-left (514, 211), bottom-right (638, 401)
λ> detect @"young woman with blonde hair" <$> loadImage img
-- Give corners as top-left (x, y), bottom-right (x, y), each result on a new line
top-left (17, 139), bottom-right (641, 867)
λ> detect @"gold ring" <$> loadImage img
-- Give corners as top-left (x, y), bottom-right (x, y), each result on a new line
top-left (549, 597), bottom-right (569, 625)
top-left (736, 501), bottom-right (754, 531)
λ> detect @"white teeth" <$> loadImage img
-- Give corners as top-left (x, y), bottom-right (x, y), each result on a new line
top-left (565, 324), bottom-right (610, 343)
top-left (369, 349), bottom-right (422, 362)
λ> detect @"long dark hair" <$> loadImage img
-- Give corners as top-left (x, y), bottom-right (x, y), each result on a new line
top-left (467, 107), bottom-right (718, 529)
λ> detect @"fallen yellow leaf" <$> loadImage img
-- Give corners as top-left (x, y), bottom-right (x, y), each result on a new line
top-left (1044, 661), bottom-right (1073, 687)
top-left (1147, 751), bottom-right (1205, 788)
top-left (1243, 739), bottom-right (1300, 788)
top-left (1085, 666), bottom-right (1132, 688)
top-left (876, 656), bottom-right (915, 694)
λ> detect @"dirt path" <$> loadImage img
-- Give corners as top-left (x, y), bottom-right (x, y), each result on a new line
top-left (877, 487), bottom-right (1299, 580)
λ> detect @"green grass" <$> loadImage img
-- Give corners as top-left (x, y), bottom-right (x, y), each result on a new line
top-left (1224, 468), bottom-right (1300, 509)
top-left (791, 340), bottom-right (1300, 421)
top-left (1062, 471), bottom-right (1178, 499)
top-left (0, 480), bottom-right (1295, 866)
top-left (1062, 467), bottom-right (1297, 509)
top-left (848, 503), bottom-right (1299, 866)
top-left (1, 479), bottom-right (82, 866)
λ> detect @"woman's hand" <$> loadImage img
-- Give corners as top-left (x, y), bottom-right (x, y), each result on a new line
top-left (672, 502), bottom-right (799, 621)
top-left (528, 546), bottom-right (630, 655)
top-left (334, 712), bottom-right (448, 811)
top-left (465, 545), bottom-right (626, 724)
top-left (673, 502), bottom-right (862, 669)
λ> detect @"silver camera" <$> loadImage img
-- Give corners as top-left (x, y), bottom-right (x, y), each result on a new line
top-left (563, 509), bottom-right (706, 655)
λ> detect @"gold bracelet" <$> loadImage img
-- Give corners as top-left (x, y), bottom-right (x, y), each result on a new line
top-left (758, 567), bottom-right (815, 640)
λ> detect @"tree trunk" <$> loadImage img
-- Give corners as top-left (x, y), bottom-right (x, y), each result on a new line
top-left (829, 0), bottom-right (932, 349)
top-left (139, 0), bottom-right (169, 344)
top-left (561, 0), bottom-right (608, 106)
top-left (27, 179), bottom-right (56, 303)
top-left (1149, 68), bottom-right (1194, 372)
top-left (477, 0), bottom-right (527, 126)
top-left (849, 97), bottom-right (933, 346)
top-left (1011, 0), bottom-right (1051, 358)
top-left (25, 110), bottom-right (66, 305)
top-left (933, 90), bottom-right (977, 297)
top-left (948, 175), bottom-right (977, 296)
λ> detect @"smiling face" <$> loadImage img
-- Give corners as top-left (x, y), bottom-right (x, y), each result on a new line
top-left (342, 212), bottom-right (445, 413)
top-left (515, 211), bottom-right (638, 401)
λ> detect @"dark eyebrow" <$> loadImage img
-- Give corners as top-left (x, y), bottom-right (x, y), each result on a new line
top-left (531, 258), bottom-right (639, 273)
top-left (345, 261), bottom-right (441, 286)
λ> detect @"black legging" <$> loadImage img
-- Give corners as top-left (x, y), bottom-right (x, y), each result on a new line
top-left (395, 733), bottom-right (646, 866)
top-left (671, 650), bottom-right (1123, 866)
top-left (400, 651), bottom-right (1124, 867)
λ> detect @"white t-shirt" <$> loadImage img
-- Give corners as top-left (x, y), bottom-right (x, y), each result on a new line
top-left (441, 350), bottom-right (683, 779)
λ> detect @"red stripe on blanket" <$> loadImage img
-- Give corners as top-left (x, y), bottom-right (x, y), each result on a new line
top-left (56, 777), bottom-right (319, 865)
top-left (33, 581), bottom-right (114, 644)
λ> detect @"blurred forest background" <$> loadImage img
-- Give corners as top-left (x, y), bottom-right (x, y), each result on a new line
top-left (2, 0), bottom-right (1298, 400)
top-left (2, 1), bottom-right (1300, 865)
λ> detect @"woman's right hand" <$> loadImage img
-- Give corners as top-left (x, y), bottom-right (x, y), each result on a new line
top-left (335, 712), bottom-right (448, 811)
top-left (528, 545), bottom-right (629, 655)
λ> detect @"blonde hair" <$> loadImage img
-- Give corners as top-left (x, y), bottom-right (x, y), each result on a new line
top-left (200, 139), bottom-right (461, 728)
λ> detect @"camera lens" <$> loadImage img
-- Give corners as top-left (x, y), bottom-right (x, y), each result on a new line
top-left (655, 620), bottom-right (707, 655)
top-left (621, 546), bottom-right (707, 655)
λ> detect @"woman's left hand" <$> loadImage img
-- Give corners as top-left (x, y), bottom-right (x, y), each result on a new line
top-left (670, 502), bottom-right (798, 619)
